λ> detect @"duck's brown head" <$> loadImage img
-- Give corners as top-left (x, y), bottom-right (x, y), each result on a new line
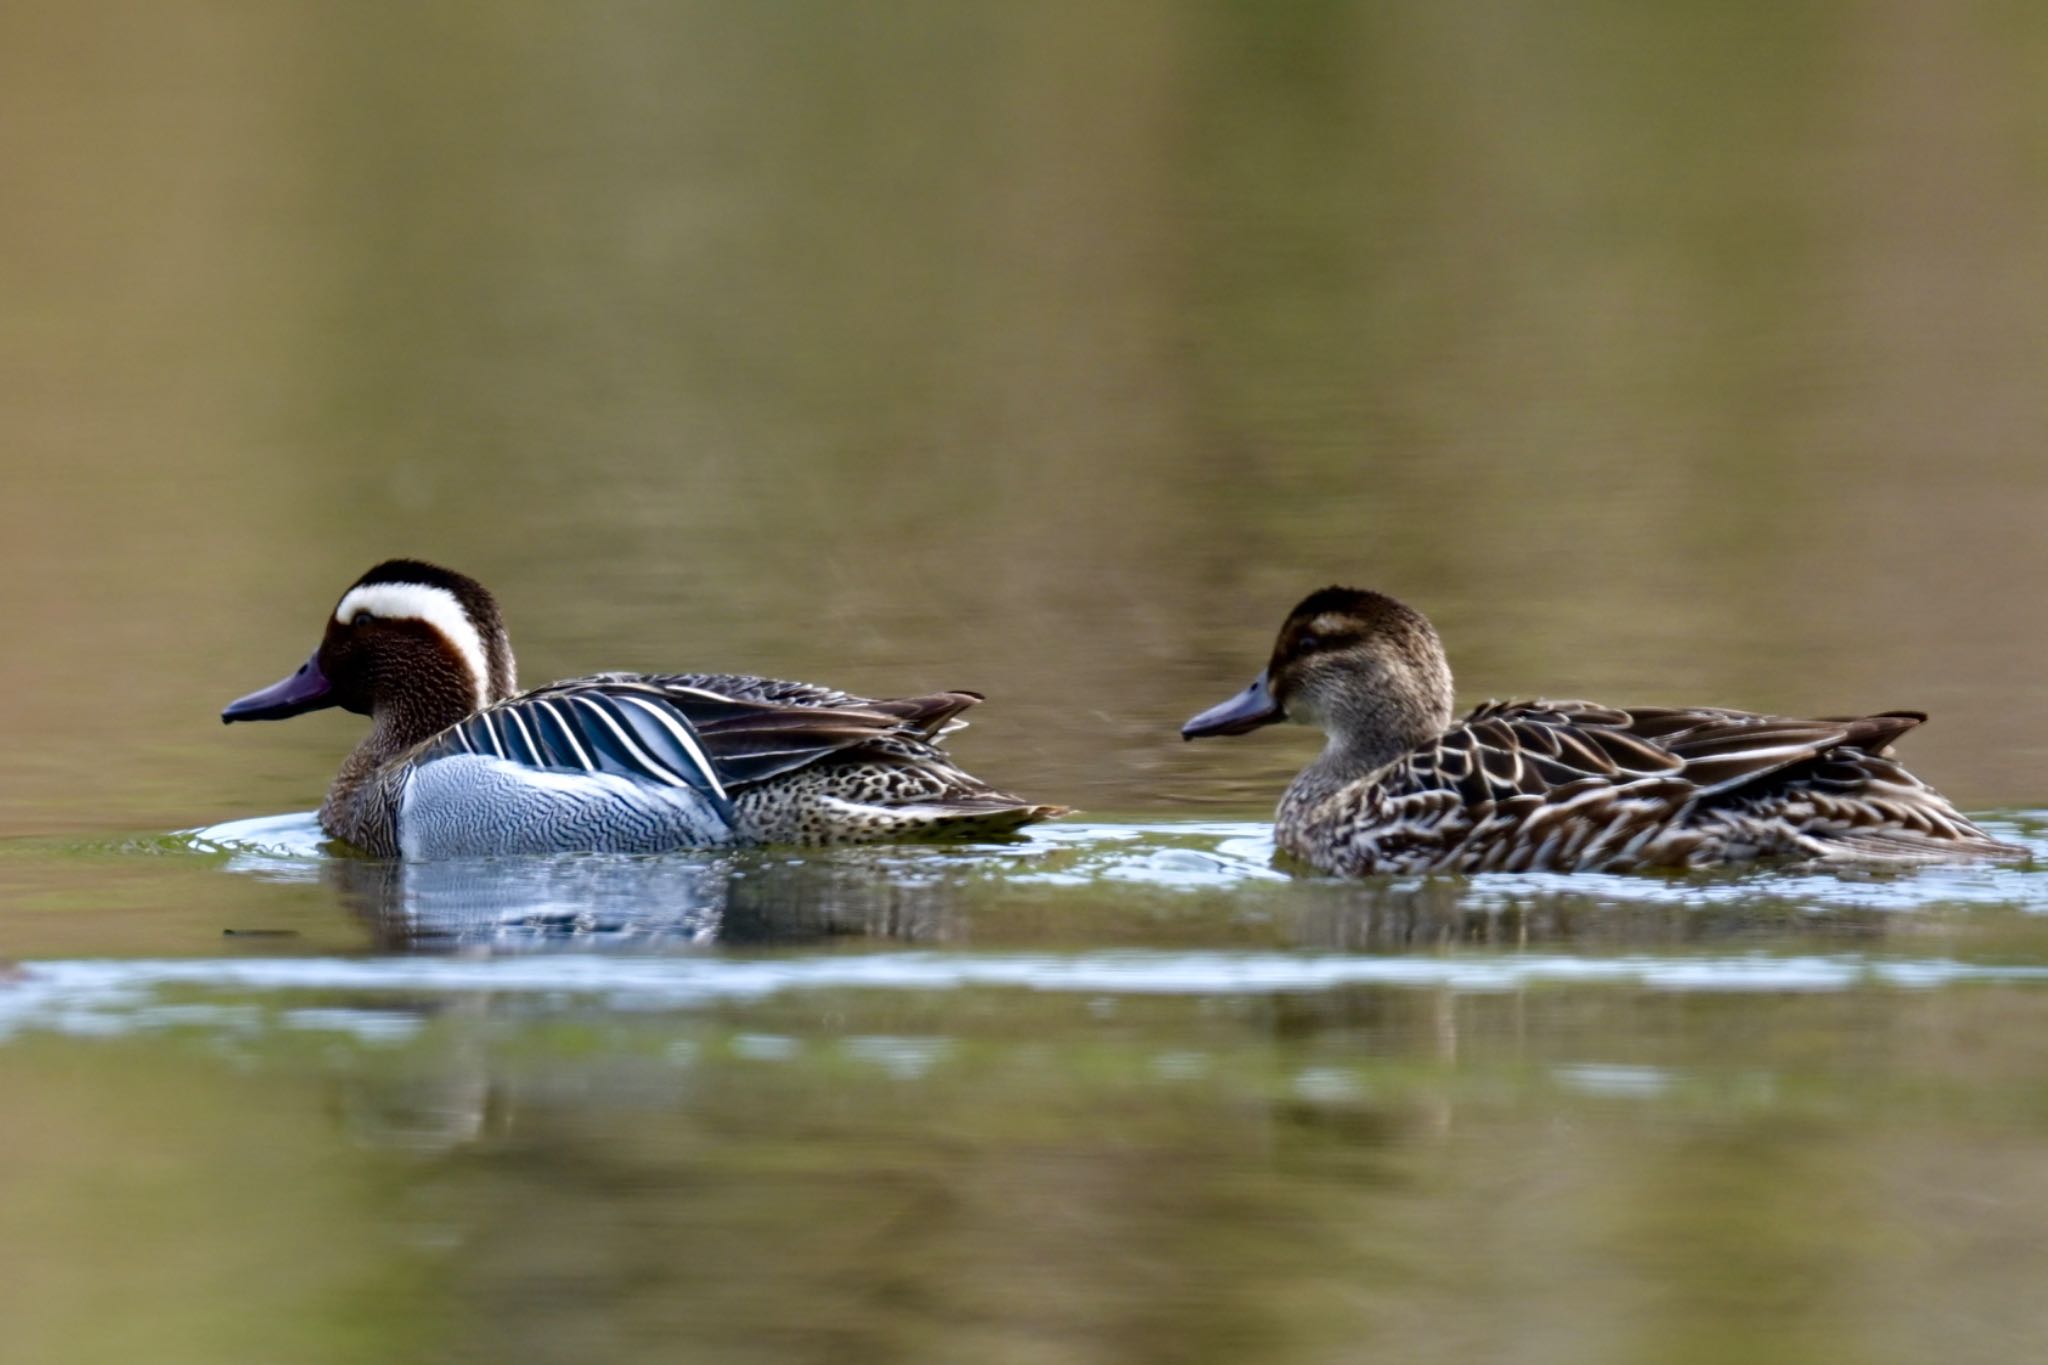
top-left (222, 560), bottom-right (519, 739)
top-left (1182, 586), bottom-right (1455, 756)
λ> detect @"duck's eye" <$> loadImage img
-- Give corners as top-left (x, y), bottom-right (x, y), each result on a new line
top-left (1295, 632), bottom-right (1323, 653)
top-left (350, 611), bottom-right (373, 627)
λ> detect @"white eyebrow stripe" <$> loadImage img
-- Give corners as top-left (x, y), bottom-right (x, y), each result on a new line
top-left (334, 582), bottom-right (491, 713)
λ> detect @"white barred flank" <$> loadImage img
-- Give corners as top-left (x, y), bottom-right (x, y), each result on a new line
top-left (397, 756), bottom-right (733, 859)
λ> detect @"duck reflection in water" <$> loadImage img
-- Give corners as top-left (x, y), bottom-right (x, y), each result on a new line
top-left (314, 844), bottom-right (1906, 956)
top-left (321, 848), bottom-right (964, 952)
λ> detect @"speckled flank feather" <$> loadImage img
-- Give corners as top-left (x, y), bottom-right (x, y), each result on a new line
top-left (1187, 586), bottom-right (2024, 876)
top-left (726, 756), bottom-right (1063, 844)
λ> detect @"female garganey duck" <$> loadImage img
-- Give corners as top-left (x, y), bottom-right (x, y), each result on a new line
top-left (1182, 586), bottom-right (2023, 874)
top-left (224, 560), bottom-right (1061, 857)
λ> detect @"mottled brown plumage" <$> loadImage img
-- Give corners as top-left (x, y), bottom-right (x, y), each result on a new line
top-left (1184, 587), bottom-right (2024, 874)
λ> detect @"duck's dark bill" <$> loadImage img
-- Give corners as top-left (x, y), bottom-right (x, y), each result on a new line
top-left (222, 654), bottom-right (335, 723)
top-left (1181, 673), bottom-right (1283, 739)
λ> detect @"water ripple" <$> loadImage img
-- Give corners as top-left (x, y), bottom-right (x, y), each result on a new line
top-left (4, 949), bottom-right (2048, 1043)
top-left (174, 812), bottom-right (2048, 957)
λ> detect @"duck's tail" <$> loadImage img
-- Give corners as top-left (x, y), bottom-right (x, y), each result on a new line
top-left (726, 771), bottom-right (1066, 844)
top-left (1808, 824), bottom-right (2030, 864)
top-left (823, 795), bottom-right (1069, 843)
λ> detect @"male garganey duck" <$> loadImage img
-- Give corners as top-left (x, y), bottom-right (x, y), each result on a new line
top-left (224, 560), bottom-right (1061, 857)
top-left (1182, 586), bottom-right (2024, 874)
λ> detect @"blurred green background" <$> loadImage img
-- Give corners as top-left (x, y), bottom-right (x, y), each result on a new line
top-left (6, 3), bottom-right (2048, 1362)
top-left (4, 0), bottom-right (2047, 837)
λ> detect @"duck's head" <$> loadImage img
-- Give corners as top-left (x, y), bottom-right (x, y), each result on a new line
top-left (1182, 586), bottom-right (1455, 753)
top-left (222, 560), bottom-right (518, 732)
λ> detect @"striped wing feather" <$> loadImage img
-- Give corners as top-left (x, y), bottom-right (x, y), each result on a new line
top-left (1445, 700), bottom-right (1923, 803)
top-left (416, 687), bottom-right (736, 817)
top-left (416, 676), bottom-right (988, 801)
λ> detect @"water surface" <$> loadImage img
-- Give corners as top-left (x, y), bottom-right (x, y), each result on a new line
top-left (9, 817), bottom-right (2048, 1362)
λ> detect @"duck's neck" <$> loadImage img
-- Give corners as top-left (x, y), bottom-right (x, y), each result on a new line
top-left (1281, 731), bottom-right (1409, 818)
top-left (322, 693), bottom-right (478, 853)
top-left (1274, 708), bottom-right (1451, 854)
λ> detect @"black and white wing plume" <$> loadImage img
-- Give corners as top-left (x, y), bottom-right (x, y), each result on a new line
top-left (416, 676), bottom-right (989, 810)
top-left (415, 685), bottom-right (735, 820)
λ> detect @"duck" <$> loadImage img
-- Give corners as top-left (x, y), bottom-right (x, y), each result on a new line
top-left (1181, 585), bottom-right (2025, 875)
top-left (223, 559), bottom-right (1062, 857)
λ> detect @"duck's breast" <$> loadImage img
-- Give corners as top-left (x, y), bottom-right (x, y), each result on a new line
top-left (396, 754), bottom-right (735, 858)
